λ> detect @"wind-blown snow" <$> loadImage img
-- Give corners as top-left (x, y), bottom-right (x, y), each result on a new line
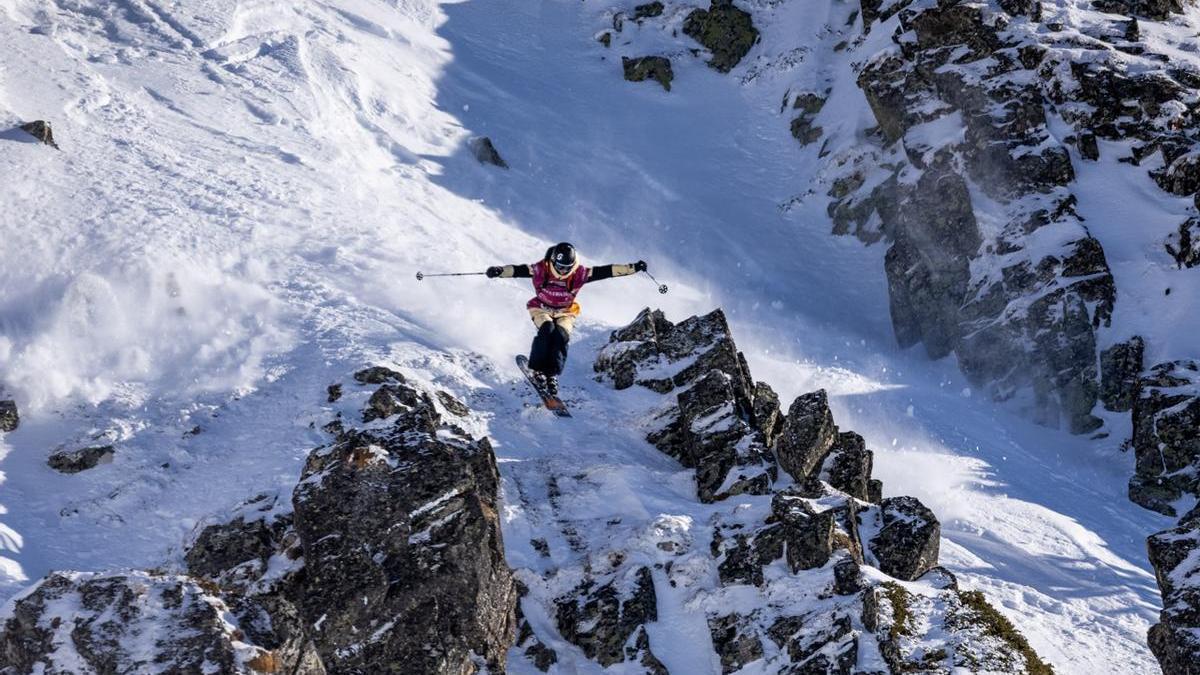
top-left (0, 0), bottom-right (1182, 672)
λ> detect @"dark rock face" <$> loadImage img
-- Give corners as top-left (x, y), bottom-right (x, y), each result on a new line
top-left (839, 0), bottom-right (1117, 434)
top-left (353, 365), bottom-right (405, 384)
top-left (47, 445), bottom-right (114, 474)
top-left (0, 571), bottom-right (315, 673)
top-left (18, 120), bottom-right (58, 149)
top-left (868, 496), bottom-right (941, 581)
top-left (1130, 361), bottom-right (1200, 516)
top-left (682, 0), bottom-right (758, 73)
top-left (1166, 217), bottom-right (1200, 269)
top-left (1147, 505), bottom-right (1200, 675)
top-left (291, 384), bottom-right (516, 672)
top-left (775, 389), bottom-right (837, 483)
top-left (622, 56), bottom-right (674, 91)
top-left (709, 613), bottom-right (764, 673)
top-left (555, 566), bottom-right (664, 669)
top-left (0, 399), bottom-right (17, 433)
top-left (633, 1), bottom-right (664, 19)
top-left (790, 91), bottom-right (827, 146)
top-left (1100, 337), bottom-right (1145, 412)
top-left (469, 136), bottom-right (509, 169)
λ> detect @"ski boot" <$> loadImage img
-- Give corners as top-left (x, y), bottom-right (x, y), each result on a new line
top-left (545, 375), bottom-right (559, 397)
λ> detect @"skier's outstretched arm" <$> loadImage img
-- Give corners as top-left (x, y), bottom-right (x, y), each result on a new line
top-left (588, 260), bottom-right (647, 282)
top-left (486, 264), bottom-right (534, 278)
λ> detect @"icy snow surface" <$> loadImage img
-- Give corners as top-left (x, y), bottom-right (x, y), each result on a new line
top-left (0, 0), bottom-right (1187, 672)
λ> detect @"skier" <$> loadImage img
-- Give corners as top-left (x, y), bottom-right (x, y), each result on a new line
top-left (487, 242), bottom-right (647, 396)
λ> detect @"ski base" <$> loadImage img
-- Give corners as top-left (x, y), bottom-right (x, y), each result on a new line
top-left (516, 355), bottom-right (571, 418)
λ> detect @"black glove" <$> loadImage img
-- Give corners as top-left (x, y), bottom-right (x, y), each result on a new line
top-left (486, 266), bottom-right (504, 278)
top-left (633, 260), bottom-right (648, 273)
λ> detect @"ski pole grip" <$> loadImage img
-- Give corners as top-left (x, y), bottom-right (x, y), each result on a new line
top-left (416, 272), bottom-right (424, 281)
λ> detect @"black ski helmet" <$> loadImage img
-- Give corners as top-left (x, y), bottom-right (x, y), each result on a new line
top-left (548, 242), bottom-right (577, 274)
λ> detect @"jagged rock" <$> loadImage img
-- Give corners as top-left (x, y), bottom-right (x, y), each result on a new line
top-left (1100, 336), bottom-right (1144, 412)
top-left (0, 399), bottom-right (17, 432)
top-left (469, 136), bottom-right (509, 168)
top-left (752, 381), bottom-right (783, 446)
top-left (1078, 132), bottom-right (1100, 161)
top-left (790, 91), bottom-right (828, 146)
top-left (1130, 361), bottom-right (1200, 515)
top-left (0, 571), bottom-right (314, 673)
top-left (325, 383), bottom-right (342, 402)
top-left (867, 496), bottom-right (940, 581)
top-left (833, 556), bottom-right (864, 595)
top-left (47, 445), bottom-right (114, 474)
top-left (682, 0), bottom-right (759, 73)
top-left (1092, 0), bottom-right (1188, 20)
top-left (622, 56), bottom-right (674, 91)
top-left (648, 369), bottom-right (774, 502)
top-left (1147, 505), bottom-right (1200, 675)
top-left (185, 494), bottom-right (297, 587)
top-left (436, 390), bottom-right (471, 417)
top-left (1166, 217), bottom-right (1200, 269)
top-left (362, 381), bottom-right (431, 422)
top-left (18, 120), bottom-right (58, 149)
top-left (709, 613), bottom-right (764, 673)
top-left (598, 309), bottom-right (773, 501)
top-left (353, 365), bottom-right (405, 384)
top-left (633, 1), bottom-right (664, 19)
top-left (768, 611), bottom-right (858, 673)
top-left (555, 566), bottom-right (661, 667)
top-left (821, 431), bottom-right (878, 503)
top-left (775, 389), bottom-right (837, 482)
top-left (292, 380), bottom-right (515, 672)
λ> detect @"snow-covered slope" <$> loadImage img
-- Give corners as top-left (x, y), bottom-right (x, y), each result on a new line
top-left (0, 0), bottom-right (1188, 672)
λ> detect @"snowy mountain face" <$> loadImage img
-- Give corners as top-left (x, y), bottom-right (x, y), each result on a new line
top-left (0, 0), bottom-right (1198, 673)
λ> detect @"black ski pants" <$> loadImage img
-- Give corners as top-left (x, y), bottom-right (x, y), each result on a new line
top-left (529, 320), bottom-right (571, 376)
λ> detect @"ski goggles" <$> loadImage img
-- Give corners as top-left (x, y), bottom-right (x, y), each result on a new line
top-left (552, 260), bottom-right (574, 275)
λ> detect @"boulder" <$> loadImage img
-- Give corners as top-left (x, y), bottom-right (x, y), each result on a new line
top-left (0, 571), bottom-right (316, 674)
top-left (353, 365), bottom-right (405, 384)
top-left (632, 1), bottom-right (664, 19)
top-left (775, 390), bottom-right (837, 482)
top-left (1092, 0), bottom-right (1188, 20)
top-left (821, 431), bottom-right (878, 503)
top-left (1100, 336), bottom-right (1144, 412)
top-left (18, 120), bottom-right (58, 149)
top-left (751, 381), bottom-right (784, 447)
top-left (469, 136), bottom-right (509, 169)
top-left (868, 496), bottom-right (940, 581)
top-left (0, 399), bottom-right (17, 433)
top-left (292, 385), bottom-right (515, 672)
top-left (682, 0), bottom-right (759, 73)
top-left (47, 445), bottom-right (114, 474)
top-left (622, 56), bottom-right (674, 91)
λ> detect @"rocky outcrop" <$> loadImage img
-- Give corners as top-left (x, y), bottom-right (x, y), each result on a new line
top-left (1147, 505), bottom-right (1200, 675)
top-left (555, 565), bottom-right (664, 671)
top-left (1129, 360), bottom-right (1200, 516)
top-left (597, 308), bottom-right (774, 502)
top-left (47, 445), bottom-right (115, 474)
top-left (622, 56), bottom-right (674, 91)
top-left (1100, 337), bottom-right (1145, 413)
top-left (1166, 217), bottom-right (1200, 269)
top-left (591, 308), bottom-right (1050, 673)
top-left (682, 0), bottom-right (759, 73)
top-left (2, 368), bottom-right (517, 674)
top-left (834, 0), bottom-right (1117, 434)
top-left (0, 399), bottom-right (17, 433)
top-left (789, 90), bottom-right (827, 146)
top-left (0, 570), bottom-right (317, 673)
top-left (469, 136), bottom-right (509, 169)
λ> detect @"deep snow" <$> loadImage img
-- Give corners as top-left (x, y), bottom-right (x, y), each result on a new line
top-left (0, 0), bottom-right (1185, 672)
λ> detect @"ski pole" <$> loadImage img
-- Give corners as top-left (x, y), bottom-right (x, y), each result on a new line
top-left (642, 270), bottom-right (669, 294)
top-left (415, 271), bottom-right (488, 281)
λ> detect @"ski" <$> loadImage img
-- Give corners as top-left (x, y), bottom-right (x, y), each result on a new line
top-left (515, 355), bottom-right (571, 418)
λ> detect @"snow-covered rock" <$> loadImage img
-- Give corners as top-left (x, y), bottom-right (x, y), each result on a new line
top-left (1130, 360), bottom-right (1200, 516)
top-left (1147, 504), bottom-right (1200, 675)
top-left (0, 400), bottom-right (17, 433)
